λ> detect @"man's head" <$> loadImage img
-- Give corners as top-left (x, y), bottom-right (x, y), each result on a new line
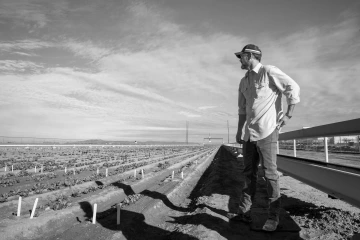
top-left (235, 44), bottom-right (262, 70)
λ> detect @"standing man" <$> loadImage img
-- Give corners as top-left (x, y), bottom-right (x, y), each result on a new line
top-left (229, 44), bottom-right (300, 231)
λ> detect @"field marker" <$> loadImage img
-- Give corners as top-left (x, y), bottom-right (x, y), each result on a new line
top-left (134, 169), bottom-right (136, 178)
top-left (30, 198), bottom-right (38, 219)
top-left (172, 171), bottom-right (174, 179)
top-left (92, 203), bottom-right (97, 224)
top-left (35, 166), bottom-right (37, 173)
top-left (17, 196), bottom-right (22, 216)
top-left (106, 168), bottom-right (108, 177)
top-left (65, 167), bottom-right (67, 173)
top-left (141, 169), bottom-right (144, 179)
top-left (181, 171), bottom-right (184, 179)
top-left (195, 160), bottom-right (198, 165)
top-left (97, 168), bottom-right (99, 175)
top-left (73, 169), bottom-right (75, 175)
top-left (4, 165), bottom-right (6, 172)
top-left (117, 204), bottom-right (120, 225)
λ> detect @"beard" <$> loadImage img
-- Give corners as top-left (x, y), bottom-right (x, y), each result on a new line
top-left (241, 62), bottom-right (249, 70)
top-left (240, 60), bottom-right (250, 70)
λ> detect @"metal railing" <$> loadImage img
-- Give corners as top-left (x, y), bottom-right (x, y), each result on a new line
top-left (277, 118), bottom-right (360, 163)
top-left (275, 118), bottom-right (360, 209)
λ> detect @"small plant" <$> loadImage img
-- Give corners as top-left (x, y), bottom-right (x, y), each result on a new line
top-left (71, 190), bottom-right (81, 197)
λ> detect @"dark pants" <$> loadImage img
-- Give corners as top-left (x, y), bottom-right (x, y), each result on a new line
top-left (239, 129), bottom-right (281, 221)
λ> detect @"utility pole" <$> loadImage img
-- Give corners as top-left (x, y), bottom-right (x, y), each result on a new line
top-left (185, 121), bottom-right (189, 145)
top-left (227, 120), bottom-right (229, 143)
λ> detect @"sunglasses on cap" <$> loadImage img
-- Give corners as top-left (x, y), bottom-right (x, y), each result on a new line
top-left (234, 52), bottom-right (249, 59)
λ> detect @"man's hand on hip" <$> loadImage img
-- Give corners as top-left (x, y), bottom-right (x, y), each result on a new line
top-left (277, 115), bottom-right (291, 130)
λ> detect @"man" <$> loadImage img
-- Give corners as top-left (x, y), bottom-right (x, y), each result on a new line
top-left (229, 44), bottom-right (300, 231)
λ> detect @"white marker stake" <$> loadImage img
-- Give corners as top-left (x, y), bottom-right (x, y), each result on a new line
top-left (35, 166), bottom-right (37, 173)
top-left (195, 160), bottom-right (198, 165)
top-left (106, 168), bottom-right (108, 177)
top-left (181, 171), bottom-right (184, 179)
top-left (141, 169), bottom-right (144, 179)
top-left (134, 169), bottom-right (136, 178)
top-left (73, 169), bottom-right (76, 175)
top-left (4, 165), bottom-right (6, 172)
top-left (92, 204), bottom-right (97, 224)
top-left (65, 167), bottom-right (67, 174)
top-left (17, 196), bottom-right (22, 216)
top-left (30, 198), bottom-right (38, 219)
top-left (97, 168), bottom-right (99, 175)
top-left (172, 171), bottom-right (174, 179)
top-left (117, 204), bottom-right (120, 225)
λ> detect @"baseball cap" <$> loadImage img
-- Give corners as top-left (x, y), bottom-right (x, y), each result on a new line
top-left (235, 44), bottom-right (262, 58)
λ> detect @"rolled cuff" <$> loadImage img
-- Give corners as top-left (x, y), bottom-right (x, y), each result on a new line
top-left (287, 97), bottom-right (300, 105)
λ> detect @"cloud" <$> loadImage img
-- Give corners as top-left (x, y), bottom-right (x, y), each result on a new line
top-left (0, 1), bottom-right (359, 141)
top-left (198, 106), bottom-right (217, 110)
top-left (12, 51), bottom-right (36, 57)
top-left (0, 60), bottom-right (43, 73)
top-left (178, 111), bottom-right (201, 118)
top-left (0, 39), bottom-right (53, 52)
top-left (61, 39), bottom-right (113, 62)
top-left (0, 0), bottom-right (49, 28)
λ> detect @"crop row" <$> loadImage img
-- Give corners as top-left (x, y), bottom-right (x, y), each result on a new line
top-left (0, 152), bottom-right (193, 202)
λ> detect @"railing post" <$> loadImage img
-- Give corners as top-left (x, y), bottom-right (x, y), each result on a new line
top-left (293, 139), bottom-right (297, 157)
top-left (324, 137), bottom-right (329, 163)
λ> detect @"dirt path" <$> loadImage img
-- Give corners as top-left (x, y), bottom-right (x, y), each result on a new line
top-left (24, 146), bottom-right (360, 239)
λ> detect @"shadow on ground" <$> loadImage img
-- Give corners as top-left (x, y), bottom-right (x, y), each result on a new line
top-left (165, 146), bottom-right (305, 239)
top-left (77, 146), bottom-right (307, 239)
top-left (78, 200), bottom-right (197, 240)
top-left (78, 180), bottom-right (196, 239)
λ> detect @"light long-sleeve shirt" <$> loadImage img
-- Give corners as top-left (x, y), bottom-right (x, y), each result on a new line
top-left (238, 63), bottom-right (300, 141)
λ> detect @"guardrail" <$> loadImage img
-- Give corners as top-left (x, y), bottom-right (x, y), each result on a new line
top-left (276, 118), bottom-right (360, 209)
top-left (277, 118), bottom-right (360, 162)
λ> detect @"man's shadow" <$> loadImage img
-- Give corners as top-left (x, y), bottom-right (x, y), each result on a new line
top-left (187, 146), bottom-right (245, 214)
top-left (79, 201), bottom-right (197, 240)
top-left (78, 179), bottom-right (195, 239)
top-left (110, 182), bottom-right (192, 212)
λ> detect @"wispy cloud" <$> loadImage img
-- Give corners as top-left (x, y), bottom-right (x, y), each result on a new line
top-left (198, 106), bottom-right (217, 110)
top-left (0, 39), bottom-right (53, 52)
top-left (0, 0), bottom-right (359, 141)
top-left (61, 39), bottom-right (113, 62)
top-left (0, 60), bottom-right (43, 73)
top-left (178, 111), bottom-right (201, 118)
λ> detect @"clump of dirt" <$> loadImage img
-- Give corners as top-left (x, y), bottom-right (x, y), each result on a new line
top-left (282, 195), bottom-right (360, 239)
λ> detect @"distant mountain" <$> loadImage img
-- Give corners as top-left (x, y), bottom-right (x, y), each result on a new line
top-left (68, 139), bottom-right (200, 145)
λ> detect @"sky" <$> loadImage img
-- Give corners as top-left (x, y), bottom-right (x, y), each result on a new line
top-left (0, 0), bottom-right (359, 143)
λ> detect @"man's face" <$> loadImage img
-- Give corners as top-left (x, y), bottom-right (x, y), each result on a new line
top-left (239, 53), bottom-right (251, 70)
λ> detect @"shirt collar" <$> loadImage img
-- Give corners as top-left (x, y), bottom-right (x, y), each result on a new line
top-left (251, 62), bottom-right (262, 74)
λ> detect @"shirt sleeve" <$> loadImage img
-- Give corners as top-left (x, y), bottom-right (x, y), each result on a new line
top-left (238, 78), bottom-right (246, 115)
top-left (268, 66), bottom-right (300, 105)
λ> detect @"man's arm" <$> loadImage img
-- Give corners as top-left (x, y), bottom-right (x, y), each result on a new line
top-left (236, 114), bottom-right (246, 143)
top-left (268, 66), bottom-right (300, 130)
top-left (237, 79), bottom-right (247, 143)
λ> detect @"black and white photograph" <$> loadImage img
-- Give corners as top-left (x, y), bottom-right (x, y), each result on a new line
top-left (0, 0), bottom-right (359, 239)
